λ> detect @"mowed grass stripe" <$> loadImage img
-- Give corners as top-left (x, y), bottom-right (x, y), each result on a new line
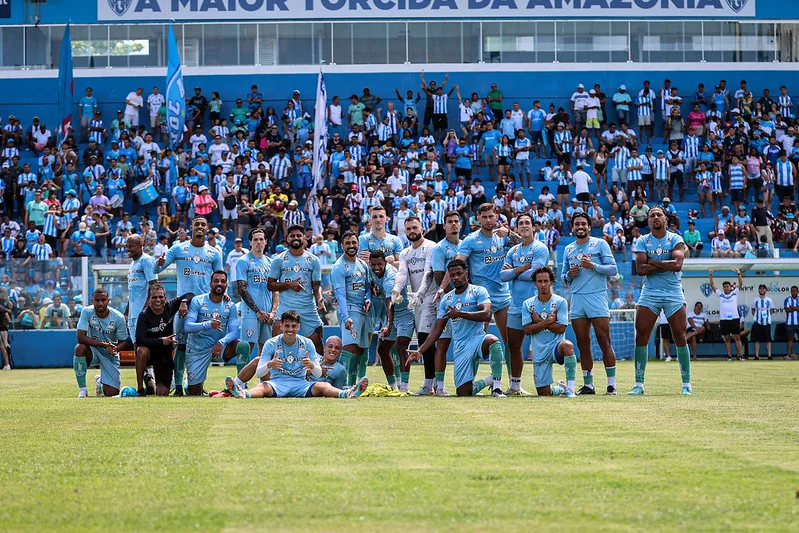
top-left (0, 361), bottom-right (797, 531)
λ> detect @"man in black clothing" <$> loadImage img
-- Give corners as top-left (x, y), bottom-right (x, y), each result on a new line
top-left (82, 140), bottom-right (103, 167)
top-left (190, 87), bottom-right (209, 127)
top-left (750, 197), bottom-right (775, 251)
top-left (135, 283), bottom-right (193, 396)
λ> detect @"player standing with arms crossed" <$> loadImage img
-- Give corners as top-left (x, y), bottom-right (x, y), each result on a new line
top-left (561, 212), bottom-right (619, 395)
top-left (369, 250), bottom-right (404, 389)
top-left (456, 203), bottom-right (519, 393)
top-left (359, 205), bottom-right (403, 267)
top-left (409, 259), bottom-right (506, 397)
top-left (154, 216), bottom-right (223, 395)
top-left (126, 234), bottom-right (159, 395)
top-left (268, 224), bottom-right (325, 353)
top-left (522, 267), bottom-right (577, 397)
top-left (74, 288), bottom-right (129, 397)
top-left (391, 216), bottom-right (439, 395)
top-left (630, 207), bottom-right (692, 395)
top-left (331, 231), bottom-right (373, 386)
top-left (501, 213), bottom-right (549, 395)
top-left (183, 271), bottom-right (239, 395)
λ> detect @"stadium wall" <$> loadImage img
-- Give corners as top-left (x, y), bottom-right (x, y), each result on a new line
top-left (4, 67), bottom-right (799, 135)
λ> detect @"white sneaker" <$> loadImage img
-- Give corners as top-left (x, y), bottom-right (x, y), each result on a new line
top-left (95, 374), bottom-right (103, 397)
top-left (2, 365), bottom-right (10, 370)
top-left (492, 388), bottom-right (507, 398)
top-left (415, 386), bottom-right (434, 396)
top-left (665, 356), bottom-right (673, 362)
top-left (77, 388), bottom-right (88, 398)
top-left (435, 387), bottom-right (451, 397)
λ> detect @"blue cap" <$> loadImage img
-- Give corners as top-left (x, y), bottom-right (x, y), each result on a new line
top-left (66, 189), bottom-right (77, 196)
top-left (73, 294), bottom-right (82, 302)
top-left (120, 386), bottom-right (138, 397)
top-left (276, 244), bottom-right (287, 253)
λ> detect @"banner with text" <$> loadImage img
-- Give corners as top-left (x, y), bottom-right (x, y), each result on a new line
top-left (98, 0), bottom-right (756, 21)
top-left (682, 274), bottom-right (797, 322)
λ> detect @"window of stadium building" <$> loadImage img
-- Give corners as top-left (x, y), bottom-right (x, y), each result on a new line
top-left (2, 20), bottom-right (798, 69)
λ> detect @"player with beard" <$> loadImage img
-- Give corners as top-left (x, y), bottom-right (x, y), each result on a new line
top-left (126, 234), bottom-right (159, 394)
top-left (561, 212), bottom-right (619, 395)
top-left (331, 231), bottom-right (373, 386)
top-left (234, 228), bottom-right (278, 387)
top-left (630, 207), bottom-right (691, 395)
top-left (415, 211), bottom-right (462, 395)
top-left (371, 250), bottom-right (409, 389)
top-left (500, 213), bottom-right (549, 395)
top-left (456, 203), bottom-right (520, 393)
top-left (154, 216), bottom-right (223, 395)
top-left (221, 311), bottom-right (368, 399)
top-left (74, 288), bottom-right (129, 397)
top-left (408, 259), bottom-right (506, 397)
top-left (268, 224), bottom-right (325, 353)
top-left (391, 216), bottom-right (439, 395)
top-left (134, 283), bottom-right (194, 396)
top-left (183, 271), bottom-right (239, 395)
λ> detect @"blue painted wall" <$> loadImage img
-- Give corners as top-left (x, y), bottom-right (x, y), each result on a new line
top-left (4, 69), bottom-right (799, 135)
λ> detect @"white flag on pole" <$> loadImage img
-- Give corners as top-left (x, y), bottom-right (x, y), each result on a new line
top-left (312, 71), bottom-right (328, 192)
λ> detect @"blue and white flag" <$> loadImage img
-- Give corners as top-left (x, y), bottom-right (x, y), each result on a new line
top-left (166, 25), bottom-right (185, 151)
top-left (56, 23), bottom-right (74, 148)
top-left (312, 71), bottom-right (328, 192)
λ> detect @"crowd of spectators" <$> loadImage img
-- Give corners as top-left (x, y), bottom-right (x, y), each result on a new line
top-left (2, 73), bottom-right (799, 332)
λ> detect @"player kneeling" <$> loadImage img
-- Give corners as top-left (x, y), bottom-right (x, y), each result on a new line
top-left (522, 267), bottom-right (577, 397)
top-left (224, 311), bottom-right (367, 399)
top-left (409, 259), bottom-right (505, 397)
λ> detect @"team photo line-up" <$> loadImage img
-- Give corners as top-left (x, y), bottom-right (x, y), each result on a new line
top-left (76, 204), bottom-right (693, 399)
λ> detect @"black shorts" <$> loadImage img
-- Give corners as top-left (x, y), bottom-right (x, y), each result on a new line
top-left (557, 184), bottom-right (570, 195)
top-left (498, 156), bottom-right (510, 166)
top-left (720, 319), bottom-right (741, 336)
top-left (642, 173), bottom-right (654, 183)
top-left (455, 167), bottom-right (471, 181)
top-left (659, 323), bottom-right (672, 341)
top-left (750, 322), bottom-right (772, 342)
top-left (786, 324), bottom-right (799, 340)
top-left (576, 192), bottom-right (590, 203)
top-left (730, 189), bottom-right (745, 203)
top-left (433, 114), bottom-right (448, 130)
top-left (147, 348), bottom-right (175, 387)
top-left (530, 131), bottom-right (543, 144)
top-left (669, 170), bottom-right (684, 186)
top-left (558, 153), bottom-right (571, 165)
top-left (776, 184), bottom-right (794, 202)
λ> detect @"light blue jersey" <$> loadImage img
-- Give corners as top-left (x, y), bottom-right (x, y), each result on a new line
top-left (331, 256), bottom-right (371, 319)
top-left (269, 250), bottom-right (321, 312)
top-left (457, 230), bottom-right (511, 309)
top-left (503, 240), bottom-right (550, 314)
top-left (127, 253), bottom-right (157, 336)
top-left (234, 252), bottom-right (273, 317)
top-left (633, 230), bottom-right (686, 317)
top-left (155, 241), bottom-right (223, 296)
top-left (438, 284), bottom-right (491, 344)
top-left (561, 237), bottom-right (617, 294)
top-left (522, 294), bottom-right (568, 356)
top-left (432, 237), bottom-right (460, 274)
top-left (358, 231), bottom-right (404, 259)
top-left (261, 334), bottom-right (319, 381)
top-left (381, 263), bottom-right (414, 340)
top-left (312, 360), bottom-right (347, 388)
top-left (77, 305), bottom-right (128, 389)
top-left (184, 294), bottom-right (238, 355)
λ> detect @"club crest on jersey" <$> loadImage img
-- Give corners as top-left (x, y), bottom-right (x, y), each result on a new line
top-left (725, 0), bottom-right (747, 13)
top-left (212, 311), bottom-right (220, 320)
top-left (490, 245), bottom-right (497, 253)
top-left (738, 304), bottom-right (750, 318)
top-left (292, 264), bottom-right (301, 273)
top-left (700, 283), bottom-right (714, 297)
top-left (455, 301), bottom-right (463, 309)
top-left (193, 255), bottom-right (201, 263)
top-left (540, 311), bottom-right (549, 320)
top-left (107, 0), bottom-right (132, 17)
top-left (246, 328), bottom-right (254, 338)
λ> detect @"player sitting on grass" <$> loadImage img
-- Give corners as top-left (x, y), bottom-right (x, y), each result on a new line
top-left (134, 283), bottom-right (193, 396)
top-left (74, 288), bottom-right (129, 398)
top-left (222, 311), bottom-right (368, 399)
top-left (522, 266), bottom-right (577, 397)
top-left (408, 259), bottom-right (506, 397)
top-left (184, 270), bottom-right (239, 396)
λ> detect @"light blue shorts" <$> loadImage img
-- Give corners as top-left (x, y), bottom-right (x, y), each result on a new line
top-left (268, 378), bottom-right (315, 398)
top-left (440, 320), bottom-right (453, 340)
top-left (569, 292), bottom-right (610, 320)
top-left (277, 306), bottom-right (323, 337)
top-left (637, 292), bottom-right (686, 319)
top-left (385, 310), bottom-right (415, 342)
top-left (89, 347), bottom-right (121, 389)
top-left (186, 350), bottom-right (211, 386)
top-left (341, 311), bottom-right (370, 349)
top-left (507, 307), bottom-right (524, 330)
top-left (533, 341), bottom-right (564, 388)
top-left (239, 316), bottom-right (272, 345)
top-left (488, 290), bottom-right (512, 313)
top-left (453, 334), bottom-right (487, 388)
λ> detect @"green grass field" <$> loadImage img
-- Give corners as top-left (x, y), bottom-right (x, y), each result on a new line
top-left (1, 361), bottom-right (797, 531)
